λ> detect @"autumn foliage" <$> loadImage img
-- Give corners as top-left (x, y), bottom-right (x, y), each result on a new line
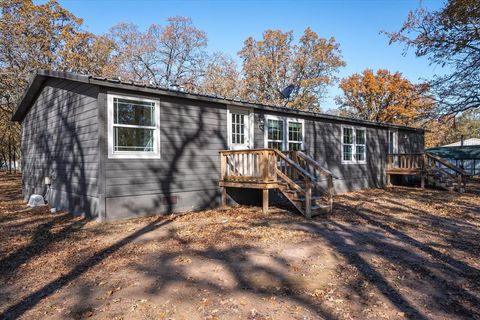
top-left (0, 0), bottom-right (115, 171)
top-left (239, 28), bottom-right (345, 111)
top-left (336, 69), bottom-right (433, 126)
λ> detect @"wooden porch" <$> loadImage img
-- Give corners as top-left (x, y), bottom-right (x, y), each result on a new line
top-left (219, 149), bottom-right (335, 218)
top-left (387, 153), bottom-right (468, 191)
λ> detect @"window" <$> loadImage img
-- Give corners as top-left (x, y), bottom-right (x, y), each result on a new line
top-left (231, 113), bottom-right (245, 144)
top-left (264, 116), bottom-right (304, 151)
top-left (266, 118), bottom-right (284, 150)
top-left (288, 121), bottom-right (303, 151)
top-left (108, 94), bottom-right (160, 159)
top-left (342, 126), bottom-right (366, 164)
top-left (388, 130), bottom-right (398, 154)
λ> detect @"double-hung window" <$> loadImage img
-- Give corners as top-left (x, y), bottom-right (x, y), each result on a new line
top-left (265, 116), bottom-right (304, 151)
top-left (266, 118), bottom-right (284, 150)
top-left (108, 94), bottom-right (160, 159)
top-left (288, 121), bottom-right (303, 151)
top-left (342, 126), bottom-right (366, 164)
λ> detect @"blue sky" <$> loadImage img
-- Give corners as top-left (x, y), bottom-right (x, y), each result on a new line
top-left (40, 0), bottom-right (445, 109)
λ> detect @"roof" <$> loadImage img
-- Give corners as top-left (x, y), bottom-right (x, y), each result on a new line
top-left (427, 145), bottom-right (480, 160)
top-left (441, 138), bottom-right (480, 147)
top-left (12, 69), bottom-right (424, 132)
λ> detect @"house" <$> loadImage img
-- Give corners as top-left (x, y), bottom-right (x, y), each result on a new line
top-left (12, 70), bottom-right (425, 221)
top-left (427, 138), bottom-right (480, 176)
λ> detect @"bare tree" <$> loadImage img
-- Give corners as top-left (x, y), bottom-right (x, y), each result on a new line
top-left (387, 0), bottom-right (480, 116)
top-left (108, 17), bottom-right (208, 90)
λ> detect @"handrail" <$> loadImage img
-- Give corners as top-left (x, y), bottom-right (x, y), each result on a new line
top-left (387, 153), bottom-right (424, 170)
top-left (272, 149), bottom-right (317, 182)
top-left (297, 151), bottom-right (338, 179)
top-left (219, 148), bottom-right (273, 154)
top-left (425, 152), bottom-right (468, 176)
top-left (219, 149), bottom-right (277, 183)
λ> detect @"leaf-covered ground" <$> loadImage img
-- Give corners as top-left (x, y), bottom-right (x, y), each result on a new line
top-left (0, 174), bottom-right (479, 319)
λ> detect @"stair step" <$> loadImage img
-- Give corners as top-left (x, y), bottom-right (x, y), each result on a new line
top-left (312, 204), bottom-right (331, 211)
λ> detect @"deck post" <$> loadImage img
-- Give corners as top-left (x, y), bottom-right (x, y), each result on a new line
top-left (262, 189), bottom-right (269, 214)
top-left (421, 173), bottom-right (425, 189)
top-left (305, 181), bottom-right (312, 219)
top-left (221, 186), bottom-right (227, 207)
top-left (327, 175), bottom-right (334, 213)
top-left (386, 173), bottom-right (391, 187)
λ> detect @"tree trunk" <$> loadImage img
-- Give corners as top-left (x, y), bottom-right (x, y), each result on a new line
top-left (8, 136), bottom-right (12, 174)
top-left (13, 148), bottom-right (16, 173)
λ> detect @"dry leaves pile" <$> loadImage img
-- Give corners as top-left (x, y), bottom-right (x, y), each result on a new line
top-left (1, 174), bottom-right (479, 319)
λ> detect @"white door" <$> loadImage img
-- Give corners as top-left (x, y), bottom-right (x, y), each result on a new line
top-left (227, 107), bottom-right (253, 150)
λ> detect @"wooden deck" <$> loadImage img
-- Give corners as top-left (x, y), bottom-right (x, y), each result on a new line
top-left (219, 149), bottom-right (335, 218)
top-left (386, 153), bottom-right (468, 191)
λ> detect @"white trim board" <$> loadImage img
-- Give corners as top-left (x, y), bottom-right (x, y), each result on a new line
top-left (107, 93), bottom-right (161, 159)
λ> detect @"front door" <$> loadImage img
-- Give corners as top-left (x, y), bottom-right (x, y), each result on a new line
top-left (227, 107), bottom-right (253, 150)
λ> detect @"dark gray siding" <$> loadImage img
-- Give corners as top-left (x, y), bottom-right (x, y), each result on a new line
top-left (21, 78), bottom-right (100, 217)
top-left (102, 90), bottom-right (228, 220)
top-left (398, 129), bottom-right (424, 154)
top-left (252, 109), bottom-right (392, 193)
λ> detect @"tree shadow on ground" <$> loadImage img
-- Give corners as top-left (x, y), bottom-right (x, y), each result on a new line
top-left (1, 187), bottom-right (480, 319)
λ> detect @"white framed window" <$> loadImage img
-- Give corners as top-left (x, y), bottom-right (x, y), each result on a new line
top-left (342, 125), bottom-right (366, 164)
top-left (107, 93), bottom-right (160, 159)
top-left (266, 116), bottom-right (285, 150)
top-left (388, 129), bottom-right (398, 154)
top-left (227, 107), bottom-right (253, 150)
top-left (288, 120), bottom-right (304, 151)
top-left (264, 115), bottom-right (304, 151)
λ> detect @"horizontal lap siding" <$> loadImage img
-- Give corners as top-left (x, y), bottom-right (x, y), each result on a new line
top-left (21, 78), bottom-right (100, 217)
top-left (398, 129), bottom-right (424, 154)
top-left (253, 109), bottom-right (391, 193)
top-left (103, 90), bottom-right (228, 219)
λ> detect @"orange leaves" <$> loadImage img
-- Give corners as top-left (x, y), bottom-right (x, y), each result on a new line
top-left (238, 28), bottom-right (345, 111)
top-left (336, 69), bottom-right (433, 126)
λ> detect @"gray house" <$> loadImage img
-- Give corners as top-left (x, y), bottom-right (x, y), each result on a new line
top-left (12, 70), bottom-right (424, 221)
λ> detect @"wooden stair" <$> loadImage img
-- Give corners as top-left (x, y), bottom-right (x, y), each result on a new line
top-left (424, 153), bottom-right (467, 193)
top-left (387, 152), bottom-right (468, 193)
top-left (274, 151), bottom-right (335, 218)
top-left (219, 149), bottom-right (336, 219)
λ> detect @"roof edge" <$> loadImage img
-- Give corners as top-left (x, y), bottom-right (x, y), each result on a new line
top-left (12, 70), bottom-right (92, 122)
top-left (12, 69), bottom-right (425, 133)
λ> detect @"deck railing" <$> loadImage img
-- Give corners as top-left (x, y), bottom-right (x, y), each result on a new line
top-left (386, 152), bottom-right (468, 191)
top-left (387, 153), bottom-right (424, 170)
top-left (219, 149), bottom-right (334, 217)
top-left (220, 149), bottom-right (277, 183)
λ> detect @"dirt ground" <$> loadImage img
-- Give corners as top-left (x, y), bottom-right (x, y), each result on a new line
top-left (0, 174), bottom-right (479, 320)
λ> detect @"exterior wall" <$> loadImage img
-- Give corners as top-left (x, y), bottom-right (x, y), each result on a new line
top-left (101, 89), bottom-right (228, 220)
top-left (398, 129), bottom-right (424, 154)
top-left (19, 77), bottom-right (425, 221)
top-left (253, 109), bottom-right (394, 193)
top-left (21, 78), bottom-right (100, 218)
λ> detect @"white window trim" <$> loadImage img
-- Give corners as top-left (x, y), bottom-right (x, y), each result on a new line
top-left (388, 129), bottom-right (398, 154)
top-left (227, 106), bottom-right (254, 150)
top-left (263, 115), bottom-right (305, 151)
top-left (287, 118), bottom-right (305, 151)
top-left (107, 93), bottom-right (161, 159)
top-left (341, 125), bottom-right (367, 164)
